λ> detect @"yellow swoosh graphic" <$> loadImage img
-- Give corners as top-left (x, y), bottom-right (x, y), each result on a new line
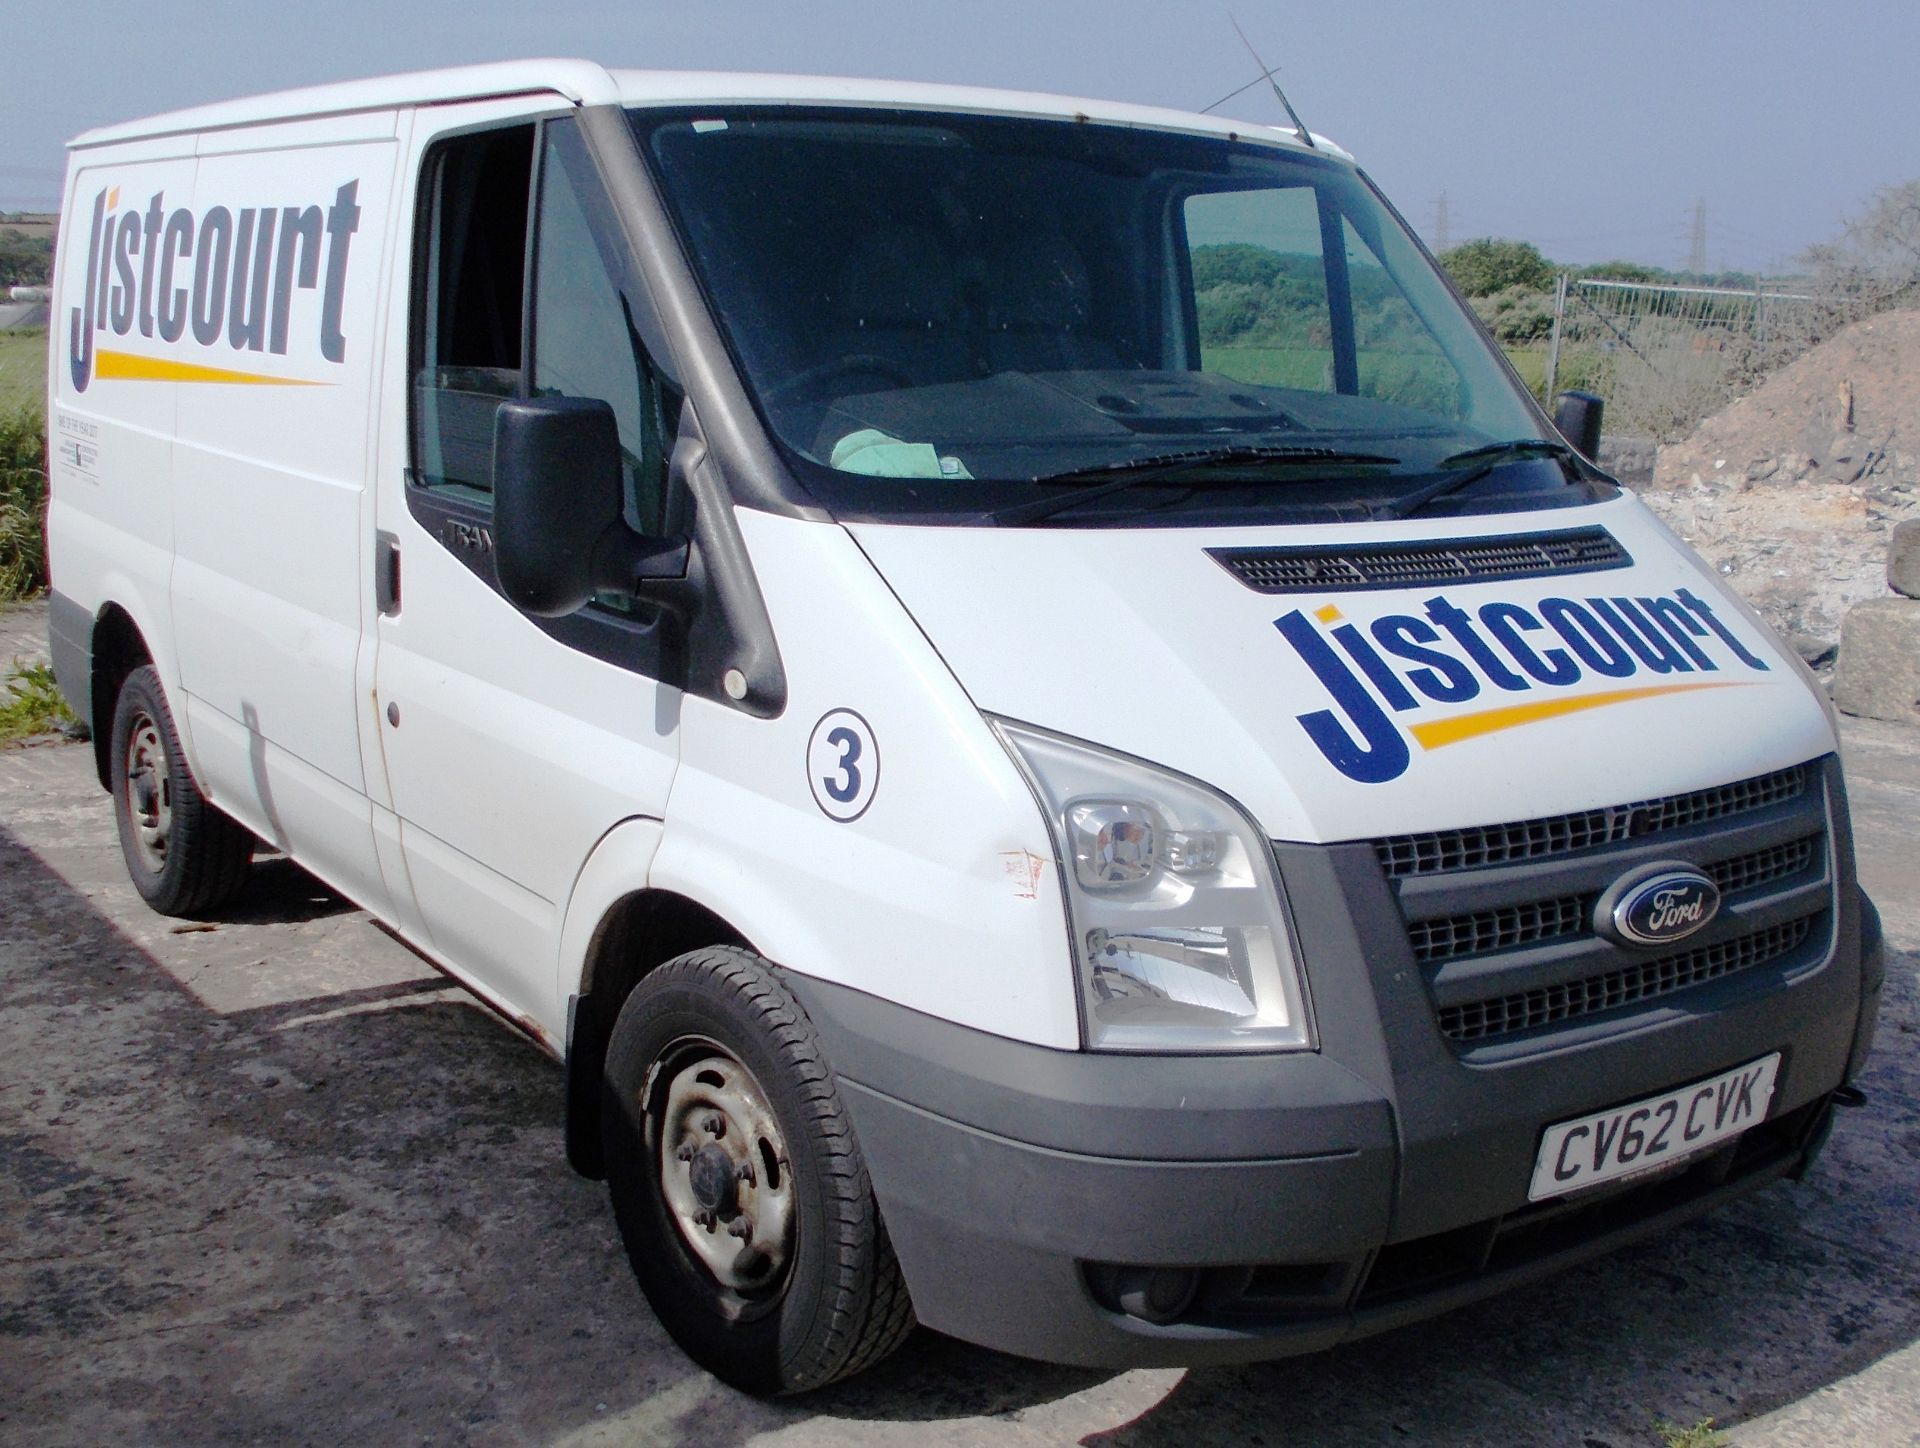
top-left (94, 350), bottom-right (326, 387)
top-left (1411, 682), bottom-right (1750, 751)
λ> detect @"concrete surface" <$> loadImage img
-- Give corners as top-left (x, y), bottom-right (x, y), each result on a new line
top-left (0, 597), bottom-right (48, 671)
top-left (1, 718), bottom-right (1915, 1448)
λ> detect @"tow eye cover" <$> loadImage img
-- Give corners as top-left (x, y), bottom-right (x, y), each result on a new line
top-left (1595, 861), bottom-right (1721, 948)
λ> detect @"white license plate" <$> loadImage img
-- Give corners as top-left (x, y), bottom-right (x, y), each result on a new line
top-left (1528, 1053), bottom-right (1781, 1202)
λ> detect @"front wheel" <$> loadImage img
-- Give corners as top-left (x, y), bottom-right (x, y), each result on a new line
top-left (601, 947), bottom-right (914, 1394)
top-left (109, 665), bottom-right (253, 916)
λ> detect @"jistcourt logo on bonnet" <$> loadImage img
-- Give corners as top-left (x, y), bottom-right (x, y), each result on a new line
top-left (67, 180), bottom-right (361, 392)
top-left (1275, 585), bottom-right (1774, 784)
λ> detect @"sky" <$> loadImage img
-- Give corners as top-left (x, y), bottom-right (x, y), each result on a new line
top-left (8, 0), bottom-right (1919, 275)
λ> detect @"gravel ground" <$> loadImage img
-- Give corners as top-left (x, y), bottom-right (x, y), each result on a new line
top-left (1, 721), bottom-right (1916, 1448)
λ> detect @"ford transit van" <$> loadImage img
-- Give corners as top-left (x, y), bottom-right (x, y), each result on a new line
top-left (48, 61), bottom-right (1883, 1393)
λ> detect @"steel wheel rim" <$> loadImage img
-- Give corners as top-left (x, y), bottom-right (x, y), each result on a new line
top-left (650, 1042), bottom-right (796, 1296)
top-left (123, 710), bottom-right (171, 875)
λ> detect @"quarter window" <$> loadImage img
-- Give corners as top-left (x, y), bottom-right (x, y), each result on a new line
top-left (411, 117), bottom-right (680, 536)
top-left (413, 125), bottom-right (533, 501)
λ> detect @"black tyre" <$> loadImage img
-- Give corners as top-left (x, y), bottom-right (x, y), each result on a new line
top-left (601, 947), bottom-right (915, 1394)
top-left (109, 665), bottom-right (253, 917)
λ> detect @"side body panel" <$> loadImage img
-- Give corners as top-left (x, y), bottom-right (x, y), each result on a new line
top-left (652, 508), bottom-right (1082, 1049)
top-left (74, 109), bottom-right (401, 914)
top-left (47, 138), bottom-right (202, 717)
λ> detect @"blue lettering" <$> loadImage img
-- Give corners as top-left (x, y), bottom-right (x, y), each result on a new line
top-left (68, 189), bottom-right (108, 392)
top-left (1370, 615), bottom-right (1480, 703)
top-left (157, 209), bottom-right (194, 344)
top-left (110, 212), bottom-right (140, 336)
top-left (1540, 597), bottom-right (1635, 678)
top-left (1678, 588), bottom-right (1770, 671)
top-left (1480, 601), bottom-right (1579, 686)
top-left (1332, 622), bottom-right (1418, 711)
top-left (1592, 597), bottom-right (1692, 673)
top-left (1424, 595), bottom-right (1528, 691)
top-left (1275, 611), bottom-right (1411, 784)
top-left (1643, 596), bottom-right (1716, 671)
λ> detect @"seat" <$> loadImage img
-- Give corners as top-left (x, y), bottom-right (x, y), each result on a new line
top-left (826, 223), bottom-right (975, 389)
top-left (985, 226), bottom-right (1123, 375)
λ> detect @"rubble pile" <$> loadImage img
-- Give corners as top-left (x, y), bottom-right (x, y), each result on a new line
top-left (1638, 311), bottom-right (1920, 656)
top-left (1832, 520), bottom-right (1920, 725)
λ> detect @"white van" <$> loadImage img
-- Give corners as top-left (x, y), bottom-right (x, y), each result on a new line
top-left (48, 61), bottom-right (1883, 1393)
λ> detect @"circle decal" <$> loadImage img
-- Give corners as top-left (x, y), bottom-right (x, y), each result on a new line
top-left (807, 709), bottom-right (879, 822)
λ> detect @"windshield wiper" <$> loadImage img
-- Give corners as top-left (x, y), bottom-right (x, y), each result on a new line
top-left (984, 445), bottom-right (1400, 526)
top-left (1377, 438), bottom-right (1577, 520)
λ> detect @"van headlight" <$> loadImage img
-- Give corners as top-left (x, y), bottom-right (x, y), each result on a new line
top-left (992, 718), bottom-right (1314, 1053)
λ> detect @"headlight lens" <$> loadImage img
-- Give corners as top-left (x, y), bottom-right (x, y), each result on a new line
top-left (993, 718), bottom-right (1313, 1053)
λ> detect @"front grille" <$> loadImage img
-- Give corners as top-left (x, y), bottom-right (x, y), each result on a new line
top-left (1437, 917), bottom-right (1815, 1043)
top-left (1709, 835), bottom-right (1817, 895)
top-left (1409, 895), bottom-right (1589, 966)
top-left (1376, 764), bottom-right (1812, 879)
top-left (1407, 835), bottom-right (1823, 970)
top-left (1208, 526), bottom-right (1629, 595)
top-left (1369, 758), bottom-right (1833, 1049)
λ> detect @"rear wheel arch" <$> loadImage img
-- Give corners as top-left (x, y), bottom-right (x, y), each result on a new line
top-left (89, 604), bottom-right (153, 790)
top-left (565, 887), bottom-right (752, 1179)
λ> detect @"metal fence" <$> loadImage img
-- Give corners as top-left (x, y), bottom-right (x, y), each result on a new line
top-left (1543, 278), bottom-right (1821, 441)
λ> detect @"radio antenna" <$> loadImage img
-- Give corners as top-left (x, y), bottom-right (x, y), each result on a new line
top-left (1218, 15), bottom-right (1316, 150)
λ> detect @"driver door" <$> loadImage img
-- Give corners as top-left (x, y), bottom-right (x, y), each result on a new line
top-left (369, 108), bottom-right (683, 1031)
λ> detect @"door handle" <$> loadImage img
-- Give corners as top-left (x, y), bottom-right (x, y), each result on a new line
top-left (375, 531), bottom-right (402, 616)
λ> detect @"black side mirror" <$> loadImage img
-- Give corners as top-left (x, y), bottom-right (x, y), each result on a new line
top-left (1553, 390), bottom-right (1604, 462)
top-left (493, 396), bottom-right (688, 618)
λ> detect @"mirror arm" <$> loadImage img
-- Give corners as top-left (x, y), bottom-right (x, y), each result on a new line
top-left (591, 529), bottom-right (689, 594)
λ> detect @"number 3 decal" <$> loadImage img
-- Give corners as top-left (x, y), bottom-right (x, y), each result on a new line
top-left (807, 709), bottom-right (879, 822)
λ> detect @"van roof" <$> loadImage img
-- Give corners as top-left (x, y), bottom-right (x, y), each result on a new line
top-left (69, 58), bottom-right (1350, 159)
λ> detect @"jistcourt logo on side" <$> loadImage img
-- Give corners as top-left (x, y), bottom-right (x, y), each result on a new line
top-left (67, 180), bottom-right (362, 393)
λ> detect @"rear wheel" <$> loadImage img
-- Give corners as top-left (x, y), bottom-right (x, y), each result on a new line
top-left (601, 947), bottom-right (914, 1394)
top-left (109, 665), bottom-right (253, 916)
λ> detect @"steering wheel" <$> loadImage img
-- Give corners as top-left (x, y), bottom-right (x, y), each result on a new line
top-left (765, 353), bottom-right (916, 404)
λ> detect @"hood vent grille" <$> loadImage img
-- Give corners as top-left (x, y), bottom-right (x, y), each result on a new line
top-left (1208, 526), bottom-right (1630, 594)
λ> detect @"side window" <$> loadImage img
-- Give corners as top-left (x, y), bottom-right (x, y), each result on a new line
top-left (1184, 187), bottom-right (1332, 392)
top-left (1340, 216), bottom-right (1466, 418)
top-left (413, 126), bottom-right (535, 501)
top-left (531, 119), bottom-right (679, 537)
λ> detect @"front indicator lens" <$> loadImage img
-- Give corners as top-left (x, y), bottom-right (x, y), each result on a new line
top-left (993, 718), bottom-right (1313, 1053)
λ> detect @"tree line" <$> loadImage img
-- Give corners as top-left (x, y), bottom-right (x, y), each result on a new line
top-left (0, 219), bottom-right (54, 289)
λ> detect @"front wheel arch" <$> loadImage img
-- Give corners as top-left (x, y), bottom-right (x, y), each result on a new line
top-left (565, 888), bottom-right (750, 1179)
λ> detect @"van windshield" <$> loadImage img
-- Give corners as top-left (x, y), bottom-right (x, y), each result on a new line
top-left (637, 107), bottom-right (1599, 526)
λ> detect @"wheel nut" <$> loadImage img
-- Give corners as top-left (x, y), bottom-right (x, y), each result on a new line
top-left (727, 1214), bottom-right (754, 1240)
top-left (735, 1162), bottom-right (755, 1187)
top-left (675, 1142), bottom-right (696, 1162)
top-left (702, 1114), bottom-right (725, 1137)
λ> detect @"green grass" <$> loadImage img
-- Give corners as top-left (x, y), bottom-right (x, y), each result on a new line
top-left (0, 660), bottom-right (73, 743)
top-left (1504, 344), bottom-right (1547, 395)
top-left (1201, 343), bottom-right (1333, 390)
top-left (0, 328), bottom-right (46, 416)
top-left (1, 405), bottom-right (48, 599)
top-left (1202, 345), bottom-right (1467, 417)
top-left (1654, 1417), bottom-right (1728, 1448)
